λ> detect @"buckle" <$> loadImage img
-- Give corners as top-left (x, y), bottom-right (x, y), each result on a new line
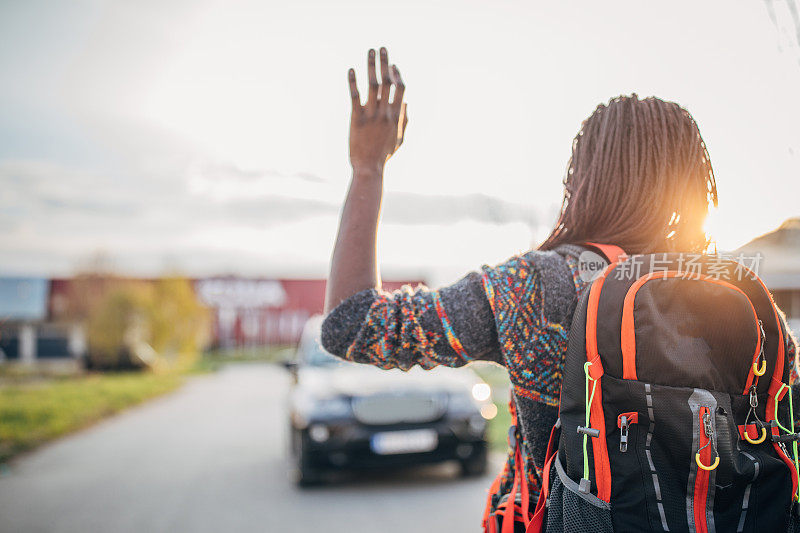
top-left (508, 425), bottom-right (517, 448)
top-left (577, 426), bottom-right (600, 438)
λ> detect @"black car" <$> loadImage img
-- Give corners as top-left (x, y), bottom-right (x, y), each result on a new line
top-left (285, 316), bottom-right (494, 486)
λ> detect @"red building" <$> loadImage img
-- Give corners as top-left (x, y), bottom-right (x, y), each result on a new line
top-left (194, 277), bottom-right (424, 348)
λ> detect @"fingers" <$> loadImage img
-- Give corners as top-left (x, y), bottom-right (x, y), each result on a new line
top-left (396, 103), bottom-right (408, 147)
top-left (362, 47), bottom-right (403, 117)
top-left (390, 65), bottom-right (405, 113)
top-left (367, 49), bottom-right (378, 109)
top-left (379, 47), bottom-right (391, 112)
top-left (348, 69), bottom-right (361, 111)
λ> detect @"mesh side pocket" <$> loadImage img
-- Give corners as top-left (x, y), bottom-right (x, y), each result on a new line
top-left (789, 511), bottom-right (800, 533)
top-left (545, 454), bottom-right (613, 533)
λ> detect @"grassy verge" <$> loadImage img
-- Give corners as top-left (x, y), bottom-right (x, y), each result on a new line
top-left (470, 362), bottom-right (512, 452)
top-left (0, 372), bottom-right (183, 463)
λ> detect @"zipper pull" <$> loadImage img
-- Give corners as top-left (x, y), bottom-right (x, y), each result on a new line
top-left (620, 415), bottom-right (629, 452)
top-left (696, 409), bottom-right (720, 471)
top-left (752, 320), bottom-right (768, 377)
top-left (617, 412), bottom-right (637, 452)
top-left (703, 411), bottom-right (714, 438)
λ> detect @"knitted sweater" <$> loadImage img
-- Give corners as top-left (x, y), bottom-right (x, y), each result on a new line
top-left (320, 245), bottom-right (800, 513)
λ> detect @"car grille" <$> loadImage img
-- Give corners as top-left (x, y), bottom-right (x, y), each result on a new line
top-left (352, 392), bottom-right (446, 425)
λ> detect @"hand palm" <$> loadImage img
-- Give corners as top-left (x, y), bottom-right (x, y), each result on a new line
top-left (348, 48), bottom-right (408, 173)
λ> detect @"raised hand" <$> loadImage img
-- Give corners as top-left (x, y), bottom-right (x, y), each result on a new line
top-left (348, 47), bottom-right (408, 175)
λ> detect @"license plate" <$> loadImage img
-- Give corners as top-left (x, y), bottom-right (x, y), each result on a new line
top-left (370, 429), bottom-right (438, 455)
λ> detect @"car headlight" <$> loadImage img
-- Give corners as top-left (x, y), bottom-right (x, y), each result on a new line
top-left (471, 383), bottom-right (492, 402)
top-left (479, 403), bottom-right (498, 420)
top-left (308, 424), bottom-right (330, 442)
top-left (310, 396), bottom-right (351, 419)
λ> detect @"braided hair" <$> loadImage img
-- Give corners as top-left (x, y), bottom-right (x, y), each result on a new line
top-left (539, 94), bottom-right (718, 255)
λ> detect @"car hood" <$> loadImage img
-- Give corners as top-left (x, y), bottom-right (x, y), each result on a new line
top-left (296, 362), bottom-right (481, 398)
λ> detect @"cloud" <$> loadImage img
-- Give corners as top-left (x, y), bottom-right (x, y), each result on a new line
top-left (0, 156), bottom-right (541, 237)
top-left (382, 192), bottom-right (538, 227)
top-left (0, 136), bottom-right (543, 277)
top-left (187, 161), bottom-right (326, 185)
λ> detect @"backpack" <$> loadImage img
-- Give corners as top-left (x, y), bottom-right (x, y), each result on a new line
top-left (486, 245), bottom-right (800, 533)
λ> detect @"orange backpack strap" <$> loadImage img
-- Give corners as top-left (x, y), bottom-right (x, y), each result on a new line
top-left (482, 463), bottom-right (504, 529)
top-left (483, 394), bottom-right (532, 533)
top-left (584, 242), bottom-right (626, 264)
top-left (527, 420), bottom-right (561, 533)
top-left (502, 394), bottom-right (532, 533)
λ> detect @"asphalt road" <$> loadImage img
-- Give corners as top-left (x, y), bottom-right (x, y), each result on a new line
top-left (0, 364), bottom-right (502, 533)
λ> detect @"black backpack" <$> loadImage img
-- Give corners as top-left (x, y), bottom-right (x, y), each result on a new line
top-left (527, 249), bottom-right (800, 533)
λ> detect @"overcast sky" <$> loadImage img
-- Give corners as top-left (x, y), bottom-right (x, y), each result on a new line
top-left (1, 0), bottom-right (799, 285)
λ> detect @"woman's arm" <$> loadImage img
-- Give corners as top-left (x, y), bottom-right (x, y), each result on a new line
top-left (324, 47), bottom-right (408, 313)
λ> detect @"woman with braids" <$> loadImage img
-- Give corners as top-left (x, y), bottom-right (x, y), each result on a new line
top-left (320, 48), bottom-right (796, 530)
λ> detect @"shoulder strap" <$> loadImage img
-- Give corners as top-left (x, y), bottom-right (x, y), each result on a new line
top-left (528, 420), bottom-right (561, 532)
top-left (584, 242), bottom-right (626, 264)
top-left (501, 393), bottom-right (530, 533)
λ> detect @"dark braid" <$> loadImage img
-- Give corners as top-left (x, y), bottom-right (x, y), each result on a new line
top-left (539, 94), bottom-right (718, 255)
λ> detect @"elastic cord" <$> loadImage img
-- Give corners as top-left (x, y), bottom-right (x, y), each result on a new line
top-left (583, 362), bottom-right (598, 482)
top-left (774, 383), bottom-right (800, 501)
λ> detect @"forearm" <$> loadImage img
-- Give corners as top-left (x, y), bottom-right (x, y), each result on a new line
top-left (324, 168), bottom-right (384, 313)
top-left (321, 269), bottom-right (503, 369)
top-left (325, 47), bottom-right (406, 313)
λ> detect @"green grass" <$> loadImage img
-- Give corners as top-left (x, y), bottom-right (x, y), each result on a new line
top-left (470, 362), bottom-right (512, 452)
top-left (487, 397), bottom-right (512, 452)
top-left (0, 372), bottom-right (183, 463)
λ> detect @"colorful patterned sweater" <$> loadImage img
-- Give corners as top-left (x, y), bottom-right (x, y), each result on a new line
top-left (320, 245), bottom-right (800, 514)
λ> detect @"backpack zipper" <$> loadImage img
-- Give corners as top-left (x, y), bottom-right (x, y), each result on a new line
top-left (694, 407), bottom-right (715, 533)
top-left (617, 412), bottom-right (639, 453)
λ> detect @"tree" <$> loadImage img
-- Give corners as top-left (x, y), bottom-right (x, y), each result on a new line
top-left (85, 277), bottom-right (210, 371)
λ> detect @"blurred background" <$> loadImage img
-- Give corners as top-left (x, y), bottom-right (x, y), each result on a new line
top-left (0, 1), bottom-right (799, 532)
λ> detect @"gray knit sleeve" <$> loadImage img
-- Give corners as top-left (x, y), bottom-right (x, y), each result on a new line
top-left (320, 271), bottom-right (502, 370)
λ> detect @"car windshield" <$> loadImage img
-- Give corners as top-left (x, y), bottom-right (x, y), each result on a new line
top-left (303, 340), bottom-right (341, 367)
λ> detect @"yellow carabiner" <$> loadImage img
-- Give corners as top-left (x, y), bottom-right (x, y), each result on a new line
top-left (744, 427), bottom-right (767, 445)
top-left (753, 359), bottom-right (767, 377)
top-left (695, 452), bottom-right (720, 471)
